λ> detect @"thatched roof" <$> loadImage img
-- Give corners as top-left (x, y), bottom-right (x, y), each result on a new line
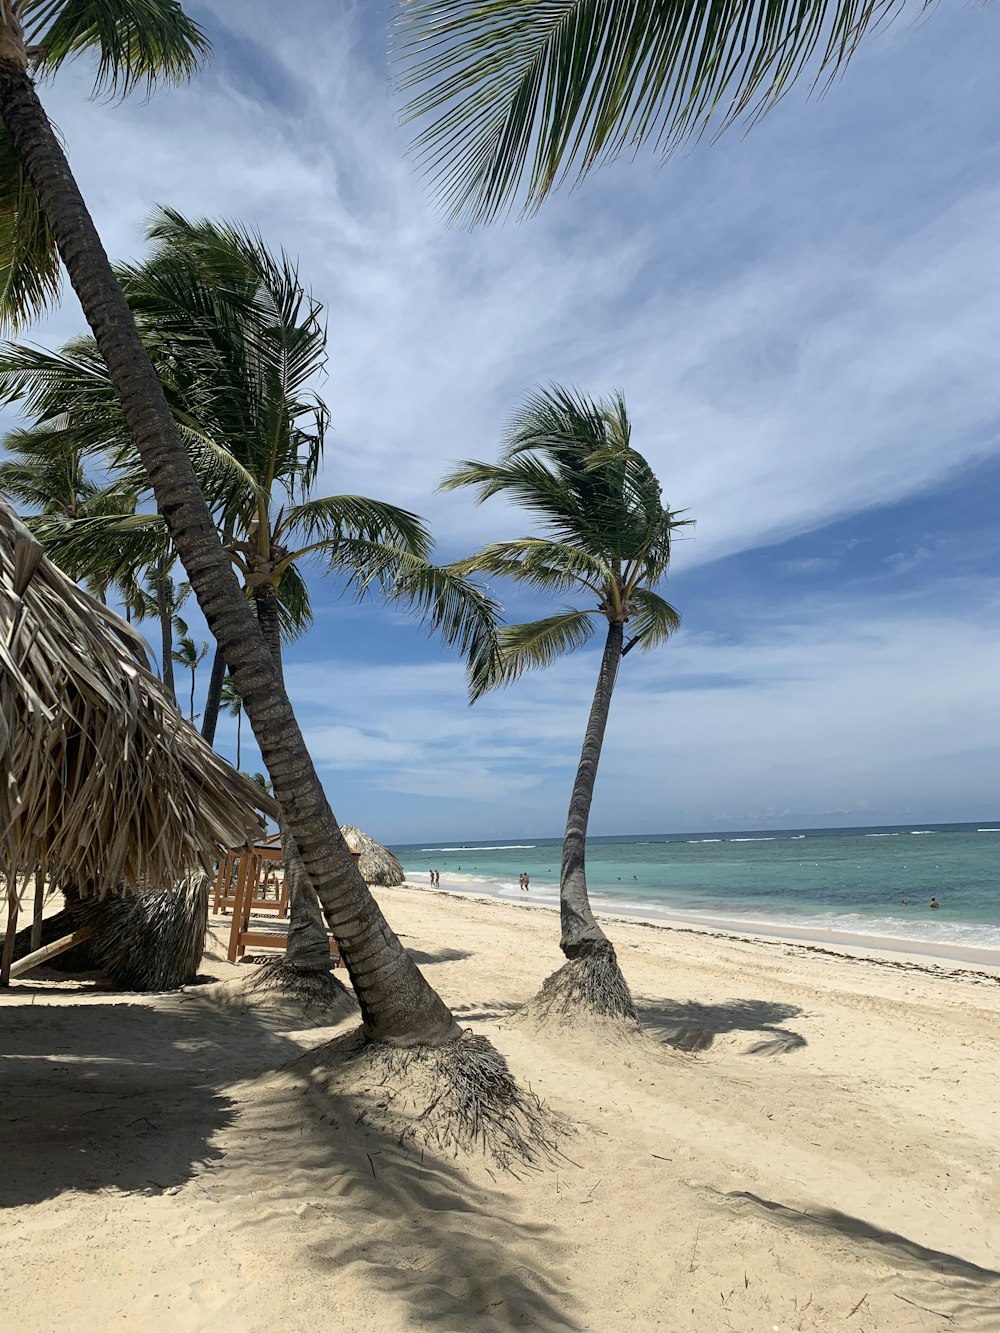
top-left (341, 825), bottom-right (405, 887)
top-left (0, 498), bottom-right (273, 892)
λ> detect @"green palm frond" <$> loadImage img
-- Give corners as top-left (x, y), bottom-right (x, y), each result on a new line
top-left (28, 0), bottom-right (210, 99)
top-left (282, 494), bottom-right (432, 558)
top-left (396, 0), bottom-right (914, 223)
top-left (451, 537), bottom-right (612, 594)
top-left (272, 561), bottom-right (313, 643)
top-left (219, 674), bottom-right (241, 715)
top-left (625, 587), bottom-right (681, 651)
top-left (480, 609), bottom-right (596, 693)
top-left (28, 509), bottom-right (168, 583)
top-left (171, 632), bottom-right (207, 668)
top-left (0, 127), bottom-right (61, 331)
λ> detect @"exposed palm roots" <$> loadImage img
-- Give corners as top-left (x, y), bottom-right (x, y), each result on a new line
top-left (241, 956), bottom-right (356, 1016)
top-left (521, 940), bottom-right (639, 1030)
top-left (299, 1026), bottom-right (568, 1171)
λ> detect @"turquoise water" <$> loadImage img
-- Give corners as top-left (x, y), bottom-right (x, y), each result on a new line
top-left (392, 822), bottom-right (1000, 949)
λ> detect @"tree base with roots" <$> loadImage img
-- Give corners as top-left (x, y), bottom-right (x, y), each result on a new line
top-left (295, 1026), bottom-right (568, 1171)
top-left (238, 955), bottom-right (356, 1017)
top-left (518, 940), bottom-right (639, 1034)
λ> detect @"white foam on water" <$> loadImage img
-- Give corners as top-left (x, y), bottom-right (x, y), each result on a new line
top-left (420, 844), bottom-right (537, 852)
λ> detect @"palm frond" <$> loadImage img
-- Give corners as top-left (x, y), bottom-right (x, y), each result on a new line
top-left (28, 509), bottom-right (168, 584)
top-left (478, 609), bottom-right (596, 694)
top-left (282, 494), bottom-right (432, 557)
top-left (28, 0), bottom-right (210, 99)
top-left (396, 0), bottom-right (913, 223)
top-left (625, 587), bottom-right (681, 651)
top-left (0, 126), bottom-right (61, 331)
top-left (451, 537), bottom-right (612, 594)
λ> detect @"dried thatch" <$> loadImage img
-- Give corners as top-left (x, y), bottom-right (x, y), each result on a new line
top-left (0, 498), bottom-right (273, 894)
top-left (341, 825), bottom-right (405, 887)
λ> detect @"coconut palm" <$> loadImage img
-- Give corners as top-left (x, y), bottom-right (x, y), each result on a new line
top-left (171, 633), bottom-right (207, 722)
top-left (0, 4), bottom-right (446, 1035)
top-left (0, 6), bottom-right (552, 1154)
top-left (0, 207), bottom-right (504, 982)
top-left (443, 384), bottom-right (689, 1022)
top-left (396, 0), bottom-right (945, 223)
top-left (220, 674), bottom-right (242, 770)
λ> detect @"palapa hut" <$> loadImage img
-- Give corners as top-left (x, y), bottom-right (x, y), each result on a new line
top-left (0, 498), bottom-right (274, 988)
top-left (341, 826), bottom-right (405, 887)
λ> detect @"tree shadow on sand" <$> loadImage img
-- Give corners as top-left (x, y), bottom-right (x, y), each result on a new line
top-left (721, 1190), bottom-right (1000, 1326)
top-left (638, 997), bottom-right (807, 1055)
top-left (450, 998), bottom-right (523, 1024)
top-left (405, 946), bottom-right (475, 965)
top-left (1, 993), bottom-right (577, 1329)
top-left (0, 993), bottom-right (329, 1208)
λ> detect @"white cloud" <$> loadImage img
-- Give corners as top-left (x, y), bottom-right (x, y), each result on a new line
top-left (15, 1), bottom-right (1000, 571)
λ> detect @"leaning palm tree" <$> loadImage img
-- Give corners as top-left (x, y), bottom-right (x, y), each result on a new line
top-left (0, 207), bottom-right (504, 991)
top-left (0, 3), bottom-right (551, 1160)
top-left (395, 0), bottom-right (947, 223)
top-left (444, 385), bottom-right (689, 1024)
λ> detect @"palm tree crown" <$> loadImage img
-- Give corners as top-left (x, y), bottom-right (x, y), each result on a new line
top-left (396, 0), bottom-right (926, 223)
top-left (443, 384), bottom-right (689, 699)
top-left (0, 0), bottom-right (208, 327)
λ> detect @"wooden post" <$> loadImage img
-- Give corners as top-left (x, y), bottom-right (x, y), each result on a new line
top-left (30, 866), bottom-right (44, 952)
top-left (1, 884), bottom-right (19, 987)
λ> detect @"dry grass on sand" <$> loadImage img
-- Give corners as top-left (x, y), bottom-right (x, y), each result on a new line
top-left (2, 884), bottom-right (999, 1331)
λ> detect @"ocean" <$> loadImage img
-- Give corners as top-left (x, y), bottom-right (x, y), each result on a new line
top-left (391, 822), bottom-right (1000, 951)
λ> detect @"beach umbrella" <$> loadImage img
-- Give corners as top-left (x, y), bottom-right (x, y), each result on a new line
top-left (341, 826), bottom-right (405, 888)
top-left (0, 496), bottom-right (272, 898)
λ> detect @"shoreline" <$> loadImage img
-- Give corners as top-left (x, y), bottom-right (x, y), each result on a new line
top-left (400, 875), bottom-right (1000, 973)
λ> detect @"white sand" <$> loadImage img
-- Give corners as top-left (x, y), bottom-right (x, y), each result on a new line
top-left (2, 883), bottom-right (999, 1331)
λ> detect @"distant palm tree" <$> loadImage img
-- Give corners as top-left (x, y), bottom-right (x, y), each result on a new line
top-left (444, 384), bottom-right (690, 1022)
top-left (220, 675), bottom-right (243, 771)
top-left (396, 0), bottom-right (948, 223)
top-left (172, 635), bottom-right (208, 723)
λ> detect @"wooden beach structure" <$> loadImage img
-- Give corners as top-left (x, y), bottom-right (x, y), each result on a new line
top-left (0, 498), bottom-right (274, 986)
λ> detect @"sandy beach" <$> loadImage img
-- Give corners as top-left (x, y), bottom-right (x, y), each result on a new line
top-left (2, 882), bottom-right (999, 1331)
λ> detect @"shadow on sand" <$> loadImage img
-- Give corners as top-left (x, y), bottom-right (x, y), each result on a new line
top-left (0, 989), bottom-right (576, 1329)
top-left (724, 1190), bottom-right (1000, 1325)
top-left (638, 997), bottom-right (807, 1054)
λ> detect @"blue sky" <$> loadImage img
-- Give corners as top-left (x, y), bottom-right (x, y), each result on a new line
top-left (3, 0), bottom-right (999, 842)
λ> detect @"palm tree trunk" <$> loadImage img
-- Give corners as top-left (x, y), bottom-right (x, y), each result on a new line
top-left (0, 64), bottom-right (459, 1048)
top-left (236, 708), bottom-right (242, 770)
top-left (188, 665), bottom-right (196, 722)
top-left (559, 620), bottom-right (622, 956)
top-left (253, 582), bottom-right (335, 976)
top-left (200, 644), bottom-right (226, 745)
top-left (154, 557), bottom-right (176, 701)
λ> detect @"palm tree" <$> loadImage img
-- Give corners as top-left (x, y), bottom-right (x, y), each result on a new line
top-left (395, 0), bottom-right (944, 223)
top-left (0, 4), bottom-right (467, 1060)
top-left (171, 633), bottom-right (208, 722)
top-left (443, 384), bottom-right (689, 1023)
top-left (0, 207), bottom-right (504, 984)
top-left (220, 675), bottom-right (242, 770)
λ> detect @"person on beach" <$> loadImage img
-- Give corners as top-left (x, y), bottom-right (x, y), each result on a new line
top-left (930, 897), bottom-right (940, 909)
top-left (520, 873), bottom-right (530, 892)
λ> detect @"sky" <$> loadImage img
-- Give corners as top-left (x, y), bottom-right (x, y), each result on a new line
top-left (3, 0), bottom-right (999, 842)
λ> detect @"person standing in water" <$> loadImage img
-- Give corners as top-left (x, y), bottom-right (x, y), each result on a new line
top-left (520, 873), bottom-right (530, 892)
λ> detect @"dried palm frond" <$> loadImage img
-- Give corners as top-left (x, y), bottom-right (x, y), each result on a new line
top-left (341, 825), bottom-right (405, 887)
top-left (0, 497), bottom-right (272, 893)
